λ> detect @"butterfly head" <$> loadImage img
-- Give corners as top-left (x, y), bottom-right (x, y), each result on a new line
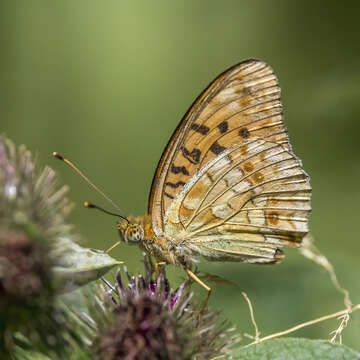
top-left (118, 221), bottom-right (145, 244)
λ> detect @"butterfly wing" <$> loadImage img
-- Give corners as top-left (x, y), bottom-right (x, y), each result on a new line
top-left (164, 138), bottom-right (311, 263)
top-left (149, 59), bottom-right (291, 236)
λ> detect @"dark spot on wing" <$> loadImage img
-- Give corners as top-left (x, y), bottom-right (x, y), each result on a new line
top-left (218, 120), bottom-right (228, 134)
top-left (171, 164), bottom-right (189, 175)
top-left (239, 127), bottom-right (250, 138)
top-left (165, 181), bottom-right (186, 188)
top-left (182, 147), bottom-right (201, 164)
top-left (190, 123), bottom-right (210, 135)
top-left (164, 192), bottom-right (174, 199)
top-left (210, 141), bottom-right (226, 155)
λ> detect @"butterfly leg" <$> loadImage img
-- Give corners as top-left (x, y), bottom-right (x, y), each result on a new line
top-left (155, 261), bottom-right (166, 277)
top-left (106, 241), bottom-right (121, 253)
top-left (186, 268), bottom-right (212, 315)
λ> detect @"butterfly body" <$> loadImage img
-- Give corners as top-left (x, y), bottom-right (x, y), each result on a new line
top-left (118, 215), bottom-right (196, 266)
top-left (117, 59), bottom-right (311, 270)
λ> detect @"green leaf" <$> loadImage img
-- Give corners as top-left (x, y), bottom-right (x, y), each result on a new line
top-left (232, 338), bottom-right (360, 359)
top-left (51, 237), bottom-right (122, 292)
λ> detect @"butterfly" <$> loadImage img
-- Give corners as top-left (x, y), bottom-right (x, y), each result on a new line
top-left (113, 59), bottom-right (311, 296)
top-left (56, 59), bottom-right (311, 305)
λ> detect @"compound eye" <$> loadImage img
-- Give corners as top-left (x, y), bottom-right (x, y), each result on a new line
top-left (125, 224), bottom-right (144, 243)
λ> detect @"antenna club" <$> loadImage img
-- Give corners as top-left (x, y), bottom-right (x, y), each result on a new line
top-left (53, 152), bottom-right (64, 161)
top-left (83, 201), bottom-right (129, 222)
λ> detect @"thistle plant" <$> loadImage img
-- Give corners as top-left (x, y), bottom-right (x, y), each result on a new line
top-left (86, 255), bottom-right (238, 360)
top-left (0, 135), bottom-right (75, 357)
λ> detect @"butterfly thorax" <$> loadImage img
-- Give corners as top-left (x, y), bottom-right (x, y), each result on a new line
top-left (117, 214), bottom-right (194, 266)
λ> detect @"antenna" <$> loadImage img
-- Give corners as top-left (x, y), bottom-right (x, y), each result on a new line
top-left (53, 152), bottom-right (127, 218)
top-left (84, 201), bottom-right (129, 224)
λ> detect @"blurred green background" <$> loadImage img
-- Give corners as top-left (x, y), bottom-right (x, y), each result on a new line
top-left (1, 0), bottom-right (359, 349)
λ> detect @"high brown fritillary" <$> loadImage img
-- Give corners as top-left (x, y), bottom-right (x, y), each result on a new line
top-left (56, 59), bottom-right (312, 305)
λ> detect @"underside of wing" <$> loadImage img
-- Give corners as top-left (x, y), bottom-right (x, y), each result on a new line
top-left (149, 59), bottom-right (290, 235)
top-left (164, 138), bottom-right (311, 263)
